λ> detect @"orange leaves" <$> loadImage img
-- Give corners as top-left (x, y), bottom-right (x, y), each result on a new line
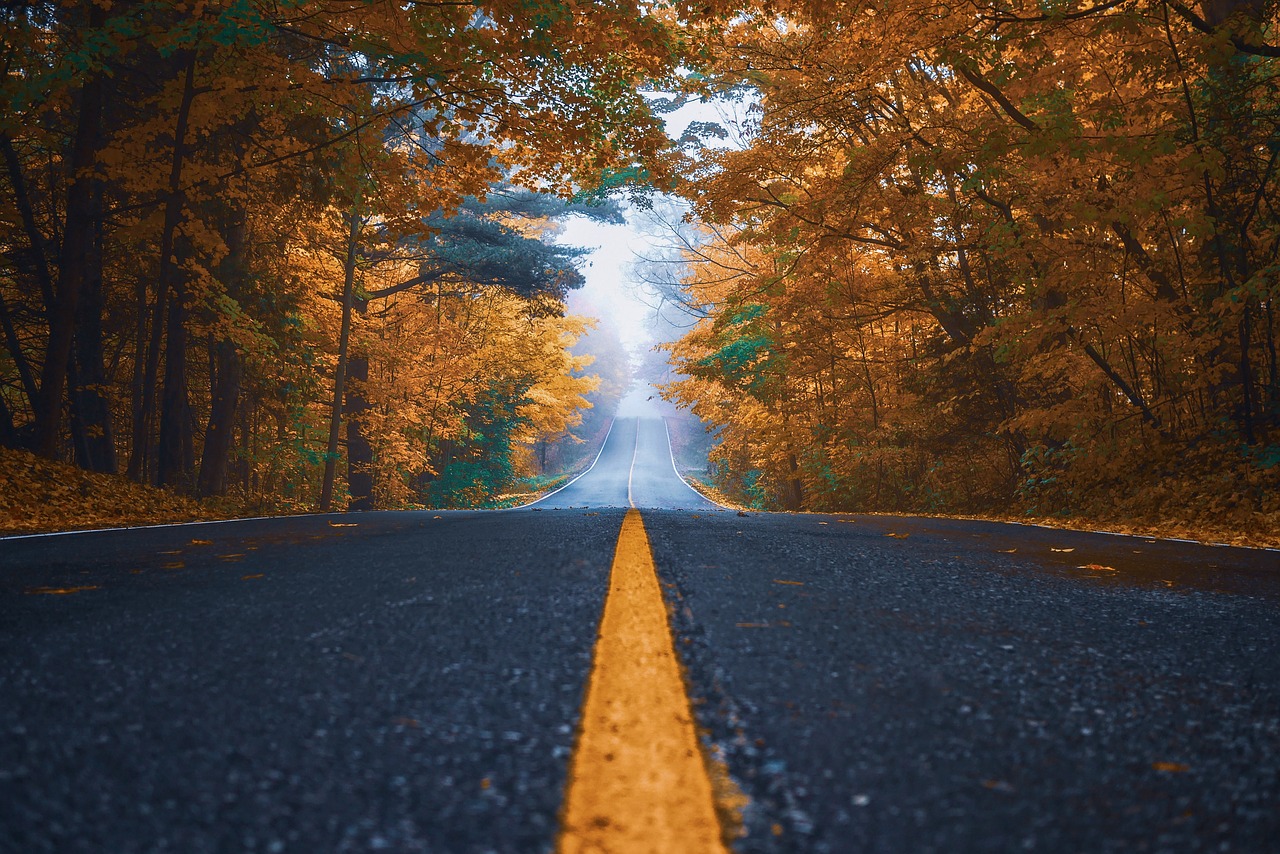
top-left (0, 448), bottom-right (216, 536)
top-left (658, 0), bottom-right (1280, 540)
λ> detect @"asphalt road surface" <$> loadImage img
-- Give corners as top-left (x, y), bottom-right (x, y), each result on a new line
top-left (2, 415), bottom-right (1278, 852)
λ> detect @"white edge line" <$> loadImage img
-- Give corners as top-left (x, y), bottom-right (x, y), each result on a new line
top-left (0, 512), bottom-right (337, 543)
top-left (626, 422), bottom-right (639, 508)
top-left (663, 418), bottom-right (730, 510)
top-left (825, 513), bottom-right (1280, 552)
top-left (517, 417), bottom-right (617, 509)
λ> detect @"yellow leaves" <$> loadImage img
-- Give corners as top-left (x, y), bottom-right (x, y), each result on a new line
top-left (772, 579), bottom-right (803, 585)
top-left (25, 585), bottom-right (100, 595)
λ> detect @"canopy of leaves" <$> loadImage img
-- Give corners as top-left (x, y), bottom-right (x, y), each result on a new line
top-left (661, 0), bottom-right (1280, 537)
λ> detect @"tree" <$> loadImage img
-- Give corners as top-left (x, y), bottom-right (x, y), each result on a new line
top-left (1, 0), bottom-right (693, 514)
top-left (663, 0), bottom-right (1280, 524)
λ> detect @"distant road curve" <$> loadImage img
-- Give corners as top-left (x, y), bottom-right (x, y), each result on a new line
top-left (524, 415), bottom-right (723, 511)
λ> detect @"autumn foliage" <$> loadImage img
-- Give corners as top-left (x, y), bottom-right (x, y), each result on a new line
top-left (7, 1), bottom-right (1279, 538)
top-left (663, 0), bottom-right (1280, 536)
top-left (1, 1), bottom-right (681, 514)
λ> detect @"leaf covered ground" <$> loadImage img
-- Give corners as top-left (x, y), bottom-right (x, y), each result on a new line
top-left (682, 474), bottom-right (1280, 551)
top-left (4, 445), bottom-right (1275, 551)
top-left (0, 448), bottom-right (221, 536)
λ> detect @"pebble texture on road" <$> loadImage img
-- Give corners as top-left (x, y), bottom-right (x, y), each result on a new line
top-left (643, 510), bottom-right (1280, 853)
top-left (1, 511), bottom-right (625, 852)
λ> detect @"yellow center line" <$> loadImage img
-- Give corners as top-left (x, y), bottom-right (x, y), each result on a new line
top-left (558, 509), bottom-right (739, 853)
top-left (626, 421), bottom-right (640, 508)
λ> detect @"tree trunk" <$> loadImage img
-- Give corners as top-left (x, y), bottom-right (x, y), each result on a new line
top-left (196, 210), bottom-right (248, 498)
top-left (320, 208), bottom-right (361, 511)
top-left (0, 290), bottom-right (38, 421)
top-left (68, 182), bottom-right (116, 472)
top-left (33, 9), bottom-right (108, 459)
top-left (0, 134), bottom-right (51, 421)
top-left (346, 295), bottom-right (374, 511)
top-left (156, 51), bottom-right (198, 491)
top-left (126, 267), bottom-right (155, 481)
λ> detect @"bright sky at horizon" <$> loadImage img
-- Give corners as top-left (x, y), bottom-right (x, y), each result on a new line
top-left (556, 95), bottom-right (752, 364)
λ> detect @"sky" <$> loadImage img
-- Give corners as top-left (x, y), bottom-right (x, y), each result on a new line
top-left (555, 95), bottom-right (752, 363)
top-left (559, 216), bottom-right (656, 356)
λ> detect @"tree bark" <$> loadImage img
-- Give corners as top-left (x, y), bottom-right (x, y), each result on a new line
top-left (196, 210), bottom-right (248, 497)
top-left (156, 51), bottom-right (198, 491)
top-left (345, 295), bottom-right (375, 511)
top-left (319, 208), bottom-right (361, 511)
top-left (126, 265), bottom-right (155, 481)
top-left (68, 182), bottom-right (117, 472)
top-left (33, 8), bottom-right (108, 458)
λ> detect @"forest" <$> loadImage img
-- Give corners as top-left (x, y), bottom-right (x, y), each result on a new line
top-left (659, 0), bottom-right (1280, 537)
top-left (0, 0), bottom-right (658, 516)
top-left (2, 0), bottom-right (1278, 537)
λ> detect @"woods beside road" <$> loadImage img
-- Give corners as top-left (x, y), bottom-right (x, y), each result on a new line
top-left (3, 1), bottom-right (1280, 541)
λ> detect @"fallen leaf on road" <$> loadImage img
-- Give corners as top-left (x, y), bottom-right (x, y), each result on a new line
top-left (219, 554), bottom-right (245, 561)
top-left (162, 561), bottom-right (184, 569)
top-left (1077, 563), bottom-right (1117, 572)
top-left (26, 585), bottom-right (99, 595)
top-left (773, 579), bottom-right (804, 586)
top-left (886, 532), bottom-right (909, 538)
top-left (328, 522), bottom-right (358, 527)
top-left (1051, 547), bottom-right (1075, 552)
top-left (242, 573), bottom-right (264, 580)
top-left (1153, 761), bottom-right (1189, 773)
top-left (998, 548), bottom-right (1017, 553)
top-left (189, 539), bottom-right (212, 546)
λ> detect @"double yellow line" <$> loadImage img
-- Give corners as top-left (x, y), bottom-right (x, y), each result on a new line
top-left (557, 509), bottom-right (743, 853)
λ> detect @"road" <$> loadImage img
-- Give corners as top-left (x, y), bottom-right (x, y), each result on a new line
top-left (528, 416), bottom-right (719, 511)
top-left (2, 414), bottom-right (1278, 852)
